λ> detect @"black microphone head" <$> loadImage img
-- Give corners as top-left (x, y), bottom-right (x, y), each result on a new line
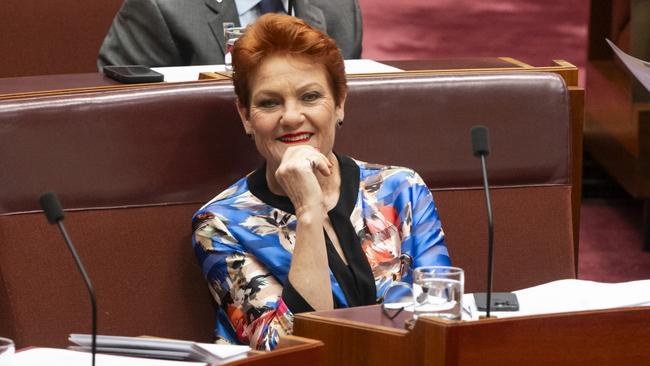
top-left (39, 191), bottom-right (65, 224)
top-left (471, 125), bottom-right (490, 157)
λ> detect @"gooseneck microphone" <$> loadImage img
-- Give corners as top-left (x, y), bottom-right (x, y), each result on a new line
top-left (471, 126), bottom-right (495, 318)
top-left (39, 192), bottom-right (97, 366)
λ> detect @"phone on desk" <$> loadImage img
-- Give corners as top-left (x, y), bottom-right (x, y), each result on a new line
top-left (474, 292), bottom-right (520, 311)
top-left (103, 65), bottom-right (164, 84)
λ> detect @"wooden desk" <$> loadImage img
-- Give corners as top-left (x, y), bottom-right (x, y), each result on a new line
top-left (294, 305), bottom-right (650, 366)
top-left (0, 58), bottom-right (578, 98)
top-left (229, 335), bottom-right (325, 366)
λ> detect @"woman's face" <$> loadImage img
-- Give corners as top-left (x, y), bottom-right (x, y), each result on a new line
top-left (237, 54), bottom-right (345, 170)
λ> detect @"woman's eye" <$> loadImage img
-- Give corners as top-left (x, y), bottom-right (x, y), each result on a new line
top-left (302, 92), bottom-right (321, 102)
top-left (258, 99), bottom-right (279, 108)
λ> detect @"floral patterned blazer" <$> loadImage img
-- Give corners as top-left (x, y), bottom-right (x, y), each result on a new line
top-left (192, 154), bottom-right (450, 350)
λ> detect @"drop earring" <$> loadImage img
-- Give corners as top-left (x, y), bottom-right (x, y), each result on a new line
top-left (336, 119), bottom-right (344, 128)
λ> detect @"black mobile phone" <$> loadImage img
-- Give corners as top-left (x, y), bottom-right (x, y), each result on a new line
top-left (102, 65), bottom-right (164, 84)
top-left (474, 292), bottom-right (520, 311)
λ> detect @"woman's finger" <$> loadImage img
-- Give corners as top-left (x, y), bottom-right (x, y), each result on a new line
top-left (307, 153), bottom-right (332, 176)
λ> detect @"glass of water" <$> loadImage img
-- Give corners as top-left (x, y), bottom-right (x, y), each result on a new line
top-left (0, 337), bottom-right (14, 366)
top-left (224, 26), bottom-right (246, 71)
top-left (413, 266), bottom-right (464, 320)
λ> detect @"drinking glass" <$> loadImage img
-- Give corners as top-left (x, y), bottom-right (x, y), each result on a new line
top-left (413, 266), bottom-right (464, 320)
top-left (0, 337), bottom-right (14, 366)
top-left (224, 26), bottom-right (246, 71)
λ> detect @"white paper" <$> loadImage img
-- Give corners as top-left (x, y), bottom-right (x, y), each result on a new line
top-left (342, 59), bottom-right (404, 75)
top-left (607, 38), bottom-right (650, 92)
top-left (69, 334), bottom-right (193, 351)
top-left (465, 279), bottom-right (650, 320)
top-left (13, 348), bottom-right (206, 366)
top-left (150, 65), bottom-right (228, 83)
top-left (68, 334), bottom-right (250, 364)
top-left (193, 343), bottom-right (250, 360)
top-left (151, 59), bottom-right (403, 83)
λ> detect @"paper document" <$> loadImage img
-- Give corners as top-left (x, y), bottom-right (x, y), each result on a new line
top-left (607, 38), bottom-right (650, 92)
top-left (68, 334), bottom-right (250, 364)
top-left (13, 348), bottom-right (206, 366)
top-left (152, 59), bottom-right (404, 82)
top-left (151, 65), bottom-right (228, 83)
top-left (464, 279), bottom-right (650, 320)
top-left (342, 59), bottom-right (404, 75)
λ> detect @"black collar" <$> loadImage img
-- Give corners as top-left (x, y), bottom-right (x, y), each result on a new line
top-left (247, 153), bottom-right (377, 307)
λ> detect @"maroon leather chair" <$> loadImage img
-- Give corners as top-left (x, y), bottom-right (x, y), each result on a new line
top-left (0, 72), bottom-right (575, 348)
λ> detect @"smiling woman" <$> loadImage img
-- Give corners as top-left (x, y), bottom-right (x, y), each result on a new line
top-left (191, 13), bottom-right (450, 350)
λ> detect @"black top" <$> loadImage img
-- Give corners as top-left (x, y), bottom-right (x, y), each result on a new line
top-left (247, 154), bottom-right (377, 313)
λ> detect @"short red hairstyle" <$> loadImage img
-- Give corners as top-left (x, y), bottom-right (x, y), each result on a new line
top-left (232, 13), bottom-right (347, 109)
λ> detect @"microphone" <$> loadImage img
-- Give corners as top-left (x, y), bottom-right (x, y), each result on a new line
top-left (288, 0), bottom-right (294, 15)
top-left (471, 126), bottom-right (519, 318)
top-left (471, 126), bottom-right (495, 318)
top-left (39, 192), bottom-right (97, 366)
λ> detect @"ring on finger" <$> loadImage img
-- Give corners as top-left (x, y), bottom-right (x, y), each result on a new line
top-left (305, 156), bottom-right (316, 169)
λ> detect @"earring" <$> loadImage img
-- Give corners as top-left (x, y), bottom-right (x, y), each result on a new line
top-left (336, 119), bottom-right (344, 128)
top-left (246, 133), bottom-right (254, 140)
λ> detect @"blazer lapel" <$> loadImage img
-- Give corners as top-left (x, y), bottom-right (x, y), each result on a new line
top-left (205, 0), bottom-right (241, 56)
top-left (293, 0), bottom-right (326, 33)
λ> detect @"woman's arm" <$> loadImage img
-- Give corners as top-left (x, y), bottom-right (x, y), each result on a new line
top-left (274, 146), bottom-right (335, 311)
top-left (285, 204), bottom-right (333, 310)
top-left (193, 213), bottom-right (293, 350)
top-left (403, 172), bottom-right (451, 269)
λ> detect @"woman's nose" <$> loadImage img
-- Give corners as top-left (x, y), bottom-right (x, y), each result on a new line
top-left (280, 101), bottom-right (304, 127)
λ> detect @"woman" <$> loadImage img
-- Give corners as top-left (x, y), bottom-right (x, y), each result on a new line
top-left (192, 13), bottom-right (450, 350)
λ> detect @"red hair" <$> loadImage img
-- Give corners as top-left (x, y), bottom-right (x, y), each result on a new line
top-left (232, 13), bottom-right (347, 109)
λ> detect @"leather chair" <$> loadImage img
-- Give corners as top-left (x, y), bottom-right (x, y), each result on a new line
top-left (0, 72), bottom-right (575, 348)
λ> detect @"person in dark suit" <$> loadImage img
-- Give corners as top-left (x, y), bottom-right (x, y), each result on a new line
top-left (97, 0), bottom-right (362, 68)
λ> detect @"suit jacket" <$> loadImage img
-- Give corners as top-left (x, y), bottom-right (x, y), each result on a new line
top-left (97, 0), bottom-right (362, 68)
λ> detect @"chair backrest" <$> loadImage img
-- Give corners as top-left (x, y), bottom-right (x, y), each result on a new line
top-left (0, 72), bottom-right (575, 347)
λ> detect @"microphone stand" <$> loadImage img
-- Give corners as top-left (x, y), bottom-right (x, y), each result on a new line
top-left (56, 221), bottom-right (97, 366)
top-left (479, 153), bottom-right (494, 318)
top-left (41, 191), bottom-right (97, 366)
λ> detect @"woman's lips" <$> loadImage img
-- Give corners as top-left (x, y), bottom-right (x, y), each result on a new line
top-left (277, 132), bottom-right (313, 144)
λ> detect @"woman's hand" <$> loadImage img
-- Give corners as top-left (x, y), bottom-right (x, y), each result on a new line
top-left (274, 145), bottom-right (333, 216)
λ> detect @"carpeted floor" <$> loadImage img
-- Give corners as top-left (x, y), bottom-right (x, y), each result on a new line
top-left (358, 0), bottom-right (650, 282)
top-left (579, 199), bottom-right (650, 282)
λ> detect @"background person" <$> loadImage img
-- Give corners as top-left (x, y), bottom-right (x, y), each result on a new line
top-left (97, 0), bottom-right (362, 68)
top-left (191, 13), bottom-right (449, 350)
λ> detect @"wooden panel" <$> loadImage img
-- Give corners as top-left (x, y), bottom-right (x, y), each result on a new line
top-left (0, 0), bottom-right (123, 77)
top-left (413, 307), bottom-right (650, 366)
top-left (228, 336), bottom-right (325, 366)
top-left (294, 306), bottom-right (410, 366)
top-left (296, 305), bottom-right (650, 366)
top-left (569, 86), bottom-right (584, 268)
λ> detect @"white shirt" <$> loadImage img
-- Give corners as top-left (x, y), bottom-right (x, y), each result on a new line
top-left (234, 0), bottom-right (290, 27)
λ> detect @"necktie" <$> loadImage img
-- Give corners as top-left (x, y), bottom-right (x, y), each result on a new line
top-left (259, 0), bottom-right (285, 14)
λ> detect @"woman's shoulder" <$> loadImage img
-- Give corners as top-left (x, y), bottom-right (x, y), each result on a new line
top-left (352, 158), bottom-right (423, 184)
top-left (194, 175), bottom-right (265, 217)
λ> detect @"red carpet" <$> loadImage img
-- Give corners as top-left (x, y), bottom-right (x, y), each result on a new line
top-left (579, 199), bottom-right (650, 282)
top-left (359, 0), bottom-right (650, 282)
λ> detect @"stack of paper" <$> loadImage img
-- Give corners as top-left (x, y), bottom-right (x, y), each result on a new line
top-left (463, 279), bottom-right (650, 320)
top-left (14, 348), bottom-right (207, 366)
top-left (68, 334), bottom-right (250, 365)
